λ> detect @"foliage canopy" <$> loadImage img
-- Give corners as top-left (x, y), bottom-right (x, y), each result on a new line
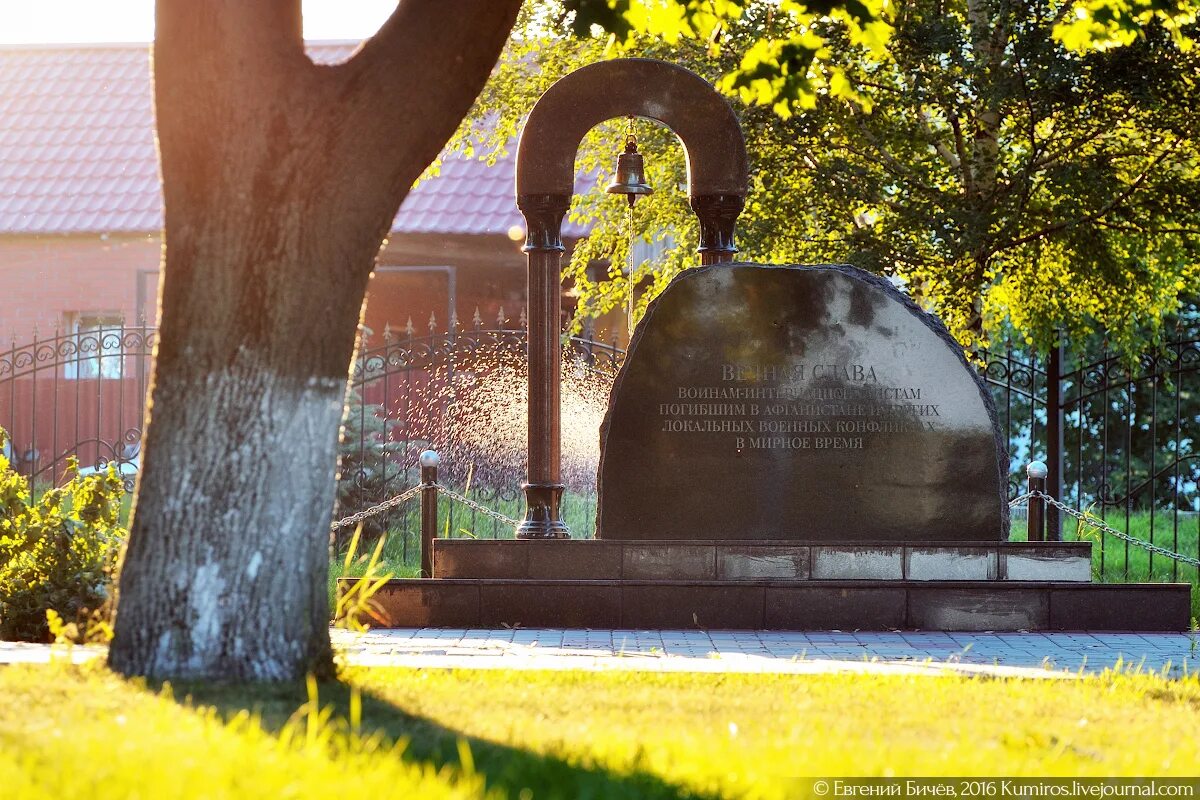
top-left (568, 0), bottom-right (1198, 116)
top-left (454, 1), bottom-right (1200, 355)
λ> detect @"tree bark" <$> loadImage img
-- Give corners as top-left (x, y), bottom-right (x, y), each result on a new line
top-left (109, 0), bottom-right (521, 681)
top-left (962, 0), bottom-right (1009, 345)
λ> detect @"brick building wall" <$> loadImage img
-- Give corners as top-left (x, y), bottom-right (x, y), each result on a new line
top-left (0, 234), bottom-right (161, 342)
top-left (0, 230), bottom-right (545, 345)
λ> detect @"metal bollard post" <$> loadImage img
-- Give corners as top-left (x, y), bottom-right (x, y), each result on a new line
top-left (1026, 460), bottom-right (1048, 543)
top-left (419, 450), bottom-right (440, 578)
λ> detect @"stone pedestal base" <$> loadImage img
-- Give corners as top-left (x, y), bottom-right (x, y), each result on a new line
top-left (345, 576), bottom-right (1189, 632)
top-left (339, 539), bottom-right (1191, 632)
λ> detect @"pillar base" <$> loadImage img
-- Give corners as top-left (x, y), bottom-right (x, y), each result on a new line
top-left (516, 483), bottom-right (571, 539)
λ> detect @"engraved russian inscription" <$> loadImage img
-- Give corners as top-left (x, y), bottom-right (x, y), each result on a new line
top-left (658, 361), bottom-right (938, 451)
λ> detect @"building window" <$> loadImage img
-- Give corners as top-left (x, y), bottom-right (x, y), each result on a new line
top-left (63, 314), bottom-right (124, 380)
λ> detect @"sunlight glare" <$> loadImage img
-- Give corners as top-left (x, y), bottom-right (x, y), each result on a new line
top-left (0, 0), bottom-right (399, 45)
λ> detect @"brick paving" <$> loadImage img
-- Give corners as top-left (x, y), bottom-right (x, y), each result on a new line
top-left (2, 630), bottom-right (1194, 678)
top-left (330, 629), bottom-right (1198, 678)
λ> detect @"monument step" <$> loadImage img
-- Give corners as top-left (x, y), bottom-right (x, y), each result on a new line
top-left (347, 578), bottom-right (1189, 632)
top-left (433, 539), bottom-right (1092, 583)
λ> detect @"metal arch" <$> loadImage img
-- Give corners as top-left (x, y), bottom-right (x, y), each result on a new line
top-left (515, 58), bottom-right (749, 199)
top-left (513, 58), bottom-right (749, 539)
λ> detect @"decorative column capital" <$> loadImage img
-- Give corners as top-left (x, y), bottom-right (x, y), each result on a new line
top-left (690, 193), bottom-right (745, 263)
top-left (517, 193), bottom-right (572, 253)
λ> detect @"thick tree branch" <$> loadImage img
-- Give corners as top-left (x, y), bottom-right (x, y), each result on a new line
top-left (918, 110), bottom-right (961, 170)
top-left (322, 0), bottom-right (523, 250)
top-left (966, 0), bottom-right (1004, 204)
top-left (949, 114), bottom-right (973, 194)
top-left (155, 0), bottom-right (307, 93)
top-left (1001, 143), bottom-right (1179, 250)
top-left (154, 0), bottom-right (315, 219)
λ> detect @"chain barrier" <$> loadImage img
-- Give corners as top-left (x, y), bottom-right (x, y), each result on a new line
top-left (329, 484), bottom-right (422, 532)
top-left (1008, 492), bottom-right (1034, 507)
top-left (434, 483), bottom-right (521, 527)
top-left (329, 481), bottom-right (519, 534)
top-left (1012, 489), bottom-right (1200, 568)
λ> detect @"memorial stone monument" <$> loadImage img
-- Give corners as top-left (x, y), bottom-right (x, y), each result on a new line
top-left (355, 58), bottom-right (1189, 633)
top-left (598, 262), bottom-right (1008, 542)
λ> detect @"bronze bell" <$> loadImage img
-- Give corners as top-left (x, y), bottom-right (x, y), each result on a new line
top-left (605, 136), bottom-right (653, 206)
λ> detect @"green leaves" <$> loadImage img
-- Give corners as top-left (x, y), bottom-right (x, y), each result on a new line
top-left (563, 0), bottom-right (634, 39)
top-left (1054, 0), bottom-right (1198, 53)
top-left (721, 36), bottom-right (824, 117)
top-left (469, 1), bottom-right (1200, 357)
top-left (567, 0), bottom-right (892, 116)
top-left (564, 0), bottom-right (1194, 122)
top-left (0, 429), bottom-right (126, 642)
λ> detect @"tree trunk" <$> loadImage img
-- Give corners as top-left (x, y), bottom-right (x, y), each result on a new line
top-left (109, 0), bottom-right (521, 681)
top-left (967, 0), bottom-right (1006, 204)
top-left (962, 0), bottom-right (1008, 347)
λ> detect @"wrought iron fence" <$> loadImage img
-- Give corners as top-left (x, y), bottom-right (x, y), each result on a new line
top-left (2, 317), bottom-right (1196, 580)
top-left (0, 318), bottom-right (624, 558)
top-left (0, 322), bottom-right (153, 491)
top-left (977, 325), bottom-right (1200, 582)
top-left (336, 322), bottom-right (624, 558)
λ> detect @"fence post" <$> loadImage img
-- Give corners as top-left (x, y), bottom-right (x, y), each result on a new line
top-left (1027, 460), bottom-right (1048, 543)
top-left (1046, 336), bottom-right (1064, 541)
top-left (419, 449), bottom-right (440, 578)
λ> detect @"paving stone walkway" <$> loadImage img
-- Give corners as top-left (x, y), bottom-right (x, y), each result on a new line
top-left (3, 630), bottom-right (1194, 678)
top-left (330, 629), bottom-right (1198, 678)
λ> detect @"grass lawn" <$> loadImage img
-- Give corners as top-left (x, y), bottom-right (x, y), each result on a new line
top-left (1, 663), bottom-right (1199, 798)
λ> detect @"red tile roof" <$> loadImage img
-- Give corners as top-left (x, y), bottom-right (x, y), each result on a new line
top-left (0, 43), bottom-right (587, 238)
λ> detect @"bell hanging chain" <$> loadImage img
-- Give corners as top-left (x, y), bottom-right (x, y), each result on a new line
top-left (627, 201), bottom-right (635, 340)
top-left (626, 115), bottom-right (638, 340)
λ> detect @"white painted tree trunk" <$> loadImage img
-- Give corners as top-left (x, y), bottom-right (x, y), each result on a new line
top-left (110, 363), bottom-right (346, 679)
top-left (108, 0), bottom-right (522, 680)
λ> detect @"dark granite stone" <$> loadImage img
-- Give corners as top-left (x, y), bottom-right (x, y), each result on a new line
top-left (354, 580), bottom-right (479, 628)
top-left (480, 581), bottom-right (622, 628)
top-left (717, 544), bottom-right (810, 580)
top-left (598, 263), bottom-right (1007, 541)
top-left (433, 540), bottom-right (529, 579)
top-left (908, 587), bottom-right (1048, 631)
top-left (623, 543), bottom-right (715, 579)
top-left (620, 583), bottom-right (765, 628)
top-left (358, 578), bottom-right (1190, 631)
top-left (527, 541), bottom-right (623, 579)
top-left (765, 586), bottom-right (906, 629)
top-left (1049, 586), bottom-right (1191, 631)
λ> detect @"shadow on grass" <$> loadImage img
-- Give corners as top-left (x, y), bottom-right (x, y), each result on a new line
top-left (167, 676), bottom-right (720, 800)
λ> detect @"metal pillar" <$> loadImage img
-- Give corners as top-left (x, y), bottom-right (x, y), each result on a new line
top-left (512, 59), bottom-right (749, 541)
top-left (419, 449), bottom-right (440, 576)
top-left (516, 193), bottom-right (572, 539)
top-left (1045, 336), bottom-right (1065, 541)
top-left (1027, 460), bottom-right (1048, 542)
top-left (690, 194), bottom-right (745, 265)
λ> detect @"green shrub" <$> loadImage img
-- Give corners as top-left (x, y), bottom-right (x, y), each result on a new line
top-left (0, 428), bottom-right (126, 642)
